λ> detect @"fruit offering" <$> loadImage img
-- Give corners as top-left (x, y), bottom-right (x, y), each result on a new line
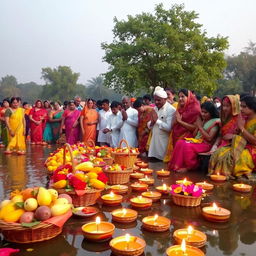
top-left (0, 187), bottom-right (72, 224)
top-left (112, 147), bottom-right (139, 154)
top-left (103, 164), bottom-right (126, 172)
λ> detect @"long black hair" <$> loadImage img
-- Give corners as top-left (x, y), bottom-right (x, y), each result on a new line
top-left (201, 101), bottom-right (219, 119)
top-left (178, 89), bottom-right (189, 97)
top-left (241, 96), bottom-right (256, 112)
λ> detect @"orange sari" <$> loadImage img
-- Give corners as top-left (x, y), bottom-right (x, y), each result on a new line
top-left (81, 107), bottom-right (99, 143)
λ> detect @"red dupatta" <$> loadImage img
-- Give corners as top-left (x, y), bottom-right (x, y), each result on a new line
top-left (172, 91), bottom-right (201, 145)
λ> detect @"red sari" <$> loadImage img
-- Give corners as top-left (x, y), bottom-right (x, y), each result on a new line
top-left (164, 91), bottom-right (201, 162)
top-left (29, 107), bottom-right (47, 143)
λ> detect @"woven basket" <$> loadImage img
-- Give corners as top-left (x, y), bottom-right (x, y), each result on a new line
top-left (56, 143), bottom-right (102, 207)
top-left (0, 221), bottom-right (62, 243)
top-left (104, 168), bottom-right (133, 185)
top-left (103, 157), bottom-right (114, 165)
top-left (111, 139), bottom-right (139, 168)
top-left (172, 194), bottom-right (202, 207)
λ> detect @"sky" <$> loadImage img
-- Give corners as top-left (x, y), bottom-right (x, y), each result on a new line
top-left (0, 0), bottom-right (255, 85)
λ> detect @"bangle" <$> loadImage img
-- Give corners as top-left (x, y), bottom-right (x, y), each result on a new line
top-left (241, 128), bottom-right (245, 134)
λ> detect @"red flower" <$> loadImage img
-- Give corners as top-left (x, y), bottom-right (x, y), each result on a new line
top-left (55, 164), bottom-right (72, 173)
top-left (69, 175), bottom-right (86, 190)
top-left (52, 172), bottom-right (67, 183)
top-left (97, 172), bottom-right (108, 184)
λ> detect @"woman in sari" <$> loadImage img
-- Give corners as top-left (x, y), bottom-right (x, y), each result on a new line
top-left (29, 100), bottom-right (47, 144)
top-left (43, 100), bottom-right (53, 144)
top-left (80, 99), bottom-right (99, 143)
top-left (49, 102), bottom-right (63, 143)
top-left (164, 89), bottom-right (201, 162)
top-left (4, 97), bottom-right (26, 154)
top-left (208, 95), bottom-right (241, 178)
top-left (133, 99), bottom-right (156, 154)
top-left (60, 100), bottom-right (80, 145)
top-left (169, 102), bottom-right (220, 172)
top-left (0, 98), bottom-right (10, 147)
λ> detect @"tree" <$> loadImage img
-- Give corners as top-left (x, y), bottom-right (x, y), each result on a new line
top-left (0, 75), bottom-right (20, 100)
top-left (226, 42), bottom-right (256, 95)
top-left (102, 4), bottom-right (228, 96)
top-left (17, 82), bottom-right (43, 103)
top-left (41, 66), bottom-right (80, 101)
top-left (86, 75), bottom-right (122, 101)
top-left (214, 79), bottom-right (243, 97)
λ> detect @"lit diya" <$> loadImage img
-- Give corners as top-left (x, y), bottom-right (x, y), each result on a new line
top-left (110, 185), bottom-right (128, 194)
top-left (139, 176), bottom-right (154, 185)
top-left (110, 234), bottom-right (146, 256)
top-left (156, 183), bottom-right (170, 194)
top-left (173, 225), bottom-right (207, 248)
top-left (232, 183), bottom-right (252, 193)
top-left (131, 182), bottom-right (148, 192)
top-left (166, 239), bottom-right (205, 256)
top-left (82, 216), bottom-right (115, 242)
top-left (141, 191), bottom-right (161, 202)
top-left (130, 172), bottom-right (144, 179)
top-left (101, 191), bottom-right (123, 206)
top-left (195, 181), bottom-right (214, 191)
top-left (142, 214), bottom-right (171, 232)
top-left (136, 161), bottom-right (148, 168)
top-left (210, 172), bottom-right (226, 182)
top-left (202, 202), bottom-right (231, 222)
top-left (111, 208), bottom-right (138, 223)
top-left (176, 178), bottom-right (192, 185)
top-left (156, 169), bottom-right (170, 177)
top-left (139, 168), bottom-right (153, 175)
top-left (130, 196), bottom-right (152, 209)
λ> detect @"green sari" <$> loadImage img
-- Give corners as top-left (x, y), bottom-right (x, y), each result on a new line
top-left (51, 111), bottom-right (63, 143)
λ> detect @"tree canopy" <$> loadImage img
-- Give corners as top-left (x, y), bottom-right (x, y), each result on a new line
top-left (41, 66), bottom-right (80, 101)
top-left (102, 4), bottom-right (228, 96)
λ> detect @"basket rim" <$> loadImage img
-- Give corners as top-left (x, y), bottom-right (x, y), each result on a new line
top-left (103, 168), bottom-right (133, 174)
top-left (171, 193), bottom-right (203, 200)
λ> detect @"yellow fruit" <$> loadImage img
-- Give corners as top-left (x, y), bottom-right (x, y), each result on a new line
top-left (24, 198), bottom-right (38, 211)
top-left (4, 209), bottom-right (25, 222)
top-left (53, 180), bottom-right (67, 189)
top-left (0, 200), bottom-right (11, 209)
top-left (53, 198), bottom-right (69, 205)
top-left (11, 195), bottom-right (24, 203)
top-left (50, 160), bottom-right (58, 166)
top-left (90, 179), bottom-right (105, 189)
top-left (75, 173), bottom-right (86, 181)
top-left (0, 202), bottom-right (16, 219)
top-left (75, 162), bottom-right (94, 172)
top-left (37, 187), bottom-right (52, 206)
top-left (48, 166), bottom-right (54, 172)
top-left (87, 172), bottom-right (98, 179)
top-left (48, 189), bottom-right (58, 201)
top-left (51, 204), bottom-right (71, 216)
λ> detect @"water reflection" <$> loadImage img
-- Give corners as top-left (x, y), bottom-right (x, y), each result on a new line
top-left (0, 147), bottom-right (255, 256)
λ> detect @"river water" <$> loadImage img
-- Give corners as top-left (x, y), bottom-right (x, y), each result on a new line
top-left (0, 146), bottom-right (256, 256)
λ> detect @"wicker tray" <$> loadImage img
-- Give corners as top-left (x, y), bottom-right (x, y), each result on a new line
top-left (172, 194), bottom-right (202, 207)
top-left (103, 157), bottom-right (114, 166)
top-left (111, 140), bottom-right (139, 168)
top-left (104, 168), bottom-right (133, 185)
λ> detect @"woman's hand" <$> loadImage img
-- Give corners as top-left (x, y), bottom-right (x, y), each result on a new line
top-left (223, 133), bottom-right (234, 140)
top-left (195, 117), bottom-right (203, 128)
top-left (9, 130), bottom-right (15, 137)
top-left (237, 114), bottom-right (245, 131)
top-left (176, 111), bottom-right (182, 123)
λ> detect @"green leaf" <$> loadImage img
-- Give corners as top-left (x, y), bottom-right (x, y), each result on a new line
top-left (21, 221), bottom-right (41, 228)
top-left (15, 202), bottom-right (24, 209)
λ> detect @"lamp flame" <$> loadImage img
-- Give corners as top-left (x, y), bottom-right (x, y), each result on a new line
top-left (187, 225), bottom-right (193, 235)
top-left (181, 239), bottom-right (186, 253)
top-left (96, 216), bottom-right (101, 225)
top-left (125, 233), bottom-right (130, 242)
top-left (163, 184), bottom-right (167, 190)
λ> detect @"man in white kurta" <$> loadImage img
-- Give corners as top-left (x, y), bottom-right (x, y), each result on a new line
top-left (119, 96), bottom-right (138, 148)
top-left (104, 102), bottom-right (123, 147)
top-left (148, 87), bottom-right (176, 160)
top-left (97, 99), bottom-right (112, 145)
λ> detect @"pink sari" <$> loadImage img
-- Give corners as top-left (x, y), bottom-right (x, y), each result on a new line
top-left (29, 107), bottom-right (47, 143)
top-left (169, 118), bottom-right (220, 171)
top-left (63, 109), bottom-right (80, 145)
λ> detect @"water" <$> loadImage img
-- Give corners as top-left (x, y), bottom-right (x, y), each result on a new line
top-left (0, 146), bottom-right (256, 256)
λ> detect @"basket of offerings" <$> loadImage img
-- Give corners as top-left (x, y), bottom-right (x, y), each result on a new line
top-left (111, 140), bottom-right (139, 169)
top-left (50, 144), bottom-right (107, 207)
top-left (95, 147), bottom-right (113, 166)
top-left (170, 184), bottom-right (203, 207)
top-left (103, 164), bottom-right (133, 185)
top-left (0, 187), bottom-right (72, 243)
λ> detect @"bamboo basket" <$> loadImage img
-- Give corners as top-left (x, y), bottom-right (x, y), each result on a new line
top-left (172, 194), bottom-right (202, 207)
top-left (0, 217), bottom-right (67, 243)
top-left (55, 143), bottom-right (102, 207)
top-left (103, 168), bottom-right (133, 185)
top-left (102, 157), bottom-right (114, 165)
top-left (111, 139), bottom-right (139, 168)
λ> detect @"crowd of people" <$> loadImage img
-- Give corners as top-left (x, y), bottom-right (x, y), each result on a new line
top-left (0, 87), bottom-right (256, 179)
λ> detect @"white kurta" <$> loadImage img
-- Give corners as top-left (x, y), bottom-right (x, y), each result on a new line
top-left (106, 111), bottom-right (123, 147)
top-left (119, 107), bottom-right (138, 148)
top-left (148, 102), bottom-right (176, 160)
top-left (97, 109), bottom-right (112, 143)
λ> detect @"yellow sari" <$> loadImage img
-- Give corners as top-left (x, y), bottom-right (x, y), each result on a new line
top-left (6, 108), bottom-right (26, 152)
top-left (209, 118), bottom-right (256, 178)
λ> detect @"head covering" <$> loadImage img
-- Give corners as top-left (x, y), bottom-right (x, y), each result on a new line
top-left (153, 86), bottom-right (167, 99)
top-left (130, 97), bottom-right (136, 103)
top-left (201, 96), bottom-right (208, 104)
top-left (221, 95), bottom-right (240, 123)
